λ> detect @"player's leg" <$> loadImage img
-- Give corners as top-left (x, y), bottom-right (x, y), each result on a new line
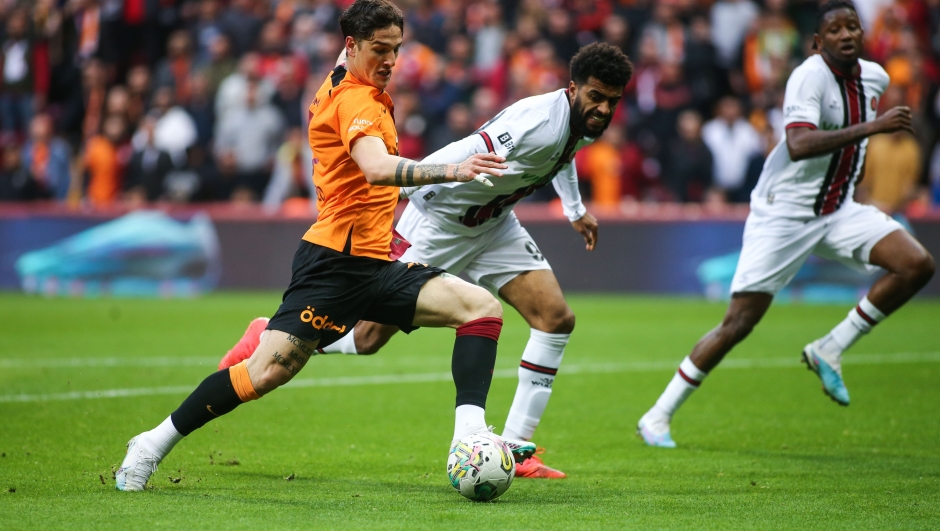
top-left (496, 269), bottom-right (573, 478)
top-left (637, 292), bottom-right (773, 448)
top-left (639, 212), bottom-right (821, 447)
top-left (388, 270), bottom-right (534, 462)
top-left (805, 208), bottom-right (934, 404)
top-left (117, 331), bottom-right (319, 491)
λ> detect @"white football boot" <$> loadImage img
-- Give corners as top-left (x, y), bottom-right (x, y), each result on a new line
top-left (115, 435), bottom-right (161, 491)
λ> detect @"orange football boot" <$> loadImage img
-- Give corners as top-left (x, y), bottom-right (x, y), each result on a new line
top-left (513, 448), bottom-right (566, 479)
top-left (218, 317), bottom-right (269, 370)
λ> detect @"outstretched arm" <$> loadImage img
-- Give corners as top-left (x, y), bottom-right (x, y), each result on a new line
top-left (350, 136), bottom-right (506, 187)
top-left (786, 106), bottom-right (912, 161)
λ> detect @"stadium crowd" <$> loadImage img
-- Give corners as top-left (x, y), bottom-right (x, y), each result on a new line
top-left (1, 0), bottom-right (938, 215)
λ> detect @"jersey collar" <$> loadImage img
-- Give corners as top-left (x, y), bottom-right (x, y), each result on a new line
top-left (821, 54), bottom-right (861, 80)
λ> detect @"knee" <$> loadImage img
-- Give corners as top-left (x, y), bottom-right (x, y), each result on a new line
top-left (535, 307), bottom-right (576, 334)
top-left (465, 291), bottom-right (502, 322)
top-left (356, 332), bottom-right (385, 355)
top-left (251, 365), bottom-right (291, 395)
top-left (910, 252), bottom-right (936, 286)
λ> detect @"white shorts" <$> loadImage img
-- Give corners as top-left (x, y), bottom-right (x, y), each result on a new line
top-left (730, 201), bottom-right (904, 295)
top-left (396, 203), bottom-right (551, 294)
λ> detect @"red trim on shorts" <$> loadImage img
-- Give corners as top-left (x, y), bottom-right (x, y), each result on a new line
top-left (785, 122), bottom-right (817, 130)
top-left (456, 317), bottom-right (503, 342)
top-left (520, 360), bottom-right (558, 376)
top-left (677, 368), bottom-right (701, 387)
top-left (855, 305), bottom-right (877, 326)
top-left (479, 131), bottom-right (495, 153)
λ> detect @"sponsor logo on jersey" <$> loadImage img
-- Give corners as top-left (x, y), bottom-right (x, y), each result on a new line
top-left (423, 190), bottom-right (436, 201)
top-left (497, 132), bottom-right (514, 151)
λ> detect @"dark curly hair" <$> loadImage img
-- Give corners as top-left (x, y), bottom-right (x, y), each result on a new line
top-left (569, 43), bottom-right (634, 88)
top-left (339, 0), bottom-right (404, 43)
top-left (816, 0), bottom-right (857, 32)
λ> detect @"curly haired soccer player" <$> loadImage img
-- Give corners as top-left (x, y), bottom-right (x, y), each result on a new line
top-left (637, 0), bottom-right (935, 448)
top-left (219, 42), bottom-right (634, 479)
top-left (115, 0), bottom-right (539, 491)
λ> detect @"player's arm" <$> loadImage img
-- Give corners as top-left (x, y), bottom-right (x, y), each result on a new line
top-left (786, 106), bottom-right (913, 161)
top-left (552, 165), bottom-right (596, 250)
top-left (350, 136), bottom-right (506, 187)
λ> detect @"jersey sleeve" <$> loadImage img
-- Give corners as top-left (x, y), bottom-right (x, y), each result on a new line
top-left (552, 164), bottom-right (587, 222)
top-left (336, 88), bottom-right (389, 154)
top-left (476, 107), bottom-right (549, 160)
top-left (782, 64), bottom-right (824, 130)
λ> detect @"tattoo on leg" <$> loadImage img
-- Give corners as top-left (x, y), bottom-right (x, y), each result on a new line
top-left (271, 351), bottom-right (297, 376)
top-left (395, 160), bottom-right (406, 187)
top-left (288, 350), bottom-right (307, 366)
top-left (285, 334), bottom-right (313, 357)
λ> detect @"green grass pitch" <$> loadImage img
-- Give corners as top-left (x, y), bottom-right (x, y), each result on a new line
top-left (0, 292), bottom-right (937, 530)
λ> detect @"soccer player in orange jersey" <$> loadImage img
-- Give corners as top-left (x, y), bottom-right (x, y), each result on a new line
top-left (116, 0), bottom-right (537, 492)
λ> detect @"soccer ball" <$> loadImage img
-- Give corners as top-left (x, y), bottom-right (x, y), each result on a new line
top-left (446, 432), bottom-right (515, 501)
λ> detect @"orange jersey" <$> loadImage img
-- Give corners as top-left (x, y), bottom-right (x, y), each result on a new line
top-left (303, 64), bottom-right (400, 260)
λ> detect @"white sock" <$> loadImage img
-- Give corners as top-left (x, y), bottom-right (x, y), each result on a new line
top-left (318, 328), bottom-right (359, 354)
top-left (142, 416), bottom-right (184, 461)
top-left (503, 329), bottom-right (569, 441)
top-left (453, 404), bottom-right (487, 441)
top-left (645, 357), bottom-right (707, 424)
top-left (826, 296), bottom-right (886, 352)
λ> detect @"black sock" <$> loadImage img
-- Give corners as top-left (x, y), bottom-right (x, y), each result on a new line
top-left (170, 369), bottom-right (244, 436)
top-left (451, 335), bottom-right (498, 408)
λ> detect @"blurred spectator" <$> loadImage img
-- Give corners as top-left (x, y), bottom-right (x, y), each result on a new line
top-left (262, 127), bottom-right (313, 213)
top-left (186, 72), bottom-right (216, 148)
top-left (200, 33), bottom-right (238, 96)
top-left (1, 144), bottom-right (52, 201)
top-left (191, 0), bottom-right (226, 64)
top-left (742, 0), bottom-right (799, 94)
top-left (662, 110), bottom-right (713, 202)
top-left (642, 2), bottom-right (686, 65)
top-left (470, 0), bottom-right (506, 74)
top-left (21, 113), bottom-right (72, 200)
top-left (545, 9), bottom-right (581, 64)
top-left (1, 7), bottom-right (41, 140)
top-left (143, 86), bottom-right (198, 167)
top-left (857, 87), bottom-right (922, 213)
top-left (213, 81), bottom-right (283, 200)
top-left (271, 58), bottom-right (305, 129)
top-left (82, 113), bottom-right (128, 206)
top-left (215, 52), bottom-right (274, 123)
top-left (153, 30), bottom-right (196, 105)
top-left (125, 65), bottom-right (151, 127)
top-left (710, 0), bottom-right (759, 69)
top-left (701, 96), bottom-right (762, 202)
top-left (256, 20), bottom-right (308, 88)
top-left (426, 103), bottom-right (475, 154)
top-left (684, 15), bottom-right (722, 115)
top-left (406, 0), bottom-right (449, 53)
top-left (392, 89), bottom-right (426, 160)
top-left (124, 115), bottom-right (173, 204)
top-left (219, 0), bottom-right (263, 57)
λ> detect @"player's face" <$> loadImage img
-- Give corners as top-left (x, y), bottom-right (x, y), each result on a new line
top-left (346, 25), bottom-right (402, 90)
top-left (815, 8), bottom-right (864, 66)
top-left (569, 77), bottom-right (623, 137)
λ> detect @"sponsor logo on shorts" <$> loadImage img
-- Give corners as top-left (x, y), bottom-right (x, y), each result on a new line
top-left (299, 306), bottom-right (346, 333)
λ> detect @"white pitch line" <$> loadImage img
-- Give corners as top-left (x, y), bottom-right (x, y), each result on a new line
top-left (1, 352), bottom-right (938, 404)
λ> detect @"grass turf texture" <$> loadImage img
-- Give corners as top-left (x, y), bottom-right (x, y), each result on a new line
top-left (0, 292), bottom-right (937, 530)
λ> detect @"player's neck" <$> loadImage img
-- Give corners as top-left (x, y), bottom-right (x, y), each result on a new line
top-left (820, 51), bottom-right (860, 79)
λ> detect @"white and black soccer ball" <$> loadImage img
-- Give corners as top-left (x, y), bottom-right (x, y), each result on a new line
top-left (446, 432), bottom-right (515, 501)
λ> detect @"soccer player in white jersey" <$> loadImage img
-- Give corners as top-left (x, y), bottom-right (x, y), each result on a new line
top-left (219, 43), bottom-right (634, 478)
top-left (637, 0), bottom-right (935, 449)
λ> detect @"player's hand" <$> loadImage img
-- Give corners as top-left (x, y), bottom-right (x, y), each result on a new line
top-left (571, 212), bottom-right (598, 251)
top-left (454, 153), bottom-right (507, 187)
top-left (875, 106), bottom-right (914, 135)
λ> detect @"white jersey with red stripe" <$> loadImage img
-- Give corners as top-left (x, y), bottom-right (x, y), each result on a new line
top-left (750, 54), bottom-right (889, 220)
top-left (407, 89), bottom-right (592, 237)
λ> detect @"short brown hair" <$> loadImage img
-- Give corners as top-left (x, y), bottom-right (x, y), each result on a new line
top-left (339, 0), bottom-right (404, 43)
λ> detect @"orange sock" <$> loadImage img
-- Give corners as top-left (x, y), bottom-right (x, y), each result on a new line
top-left (229, 360), bottom-right (260, 402)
